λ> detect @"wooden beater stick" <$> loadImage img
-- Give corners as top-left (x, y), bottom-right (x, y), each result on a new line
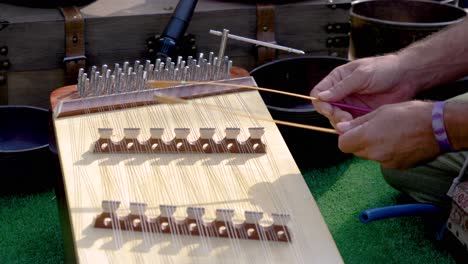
top-left (154, 95), bottom-right (339, 135)
top-left (149, 80), bottom-right (313, 100)
top-left (148, 80), bottom-right (372, 113)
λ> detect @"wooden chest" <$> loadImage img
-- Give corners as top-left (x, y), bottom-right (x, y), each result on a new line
top-left (0, 0), bottom-right (351, 108)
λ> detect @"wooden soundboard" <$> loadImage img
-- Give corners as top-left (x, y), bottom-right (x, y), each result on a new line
top-left (52, 77), bottom-right (342, 263)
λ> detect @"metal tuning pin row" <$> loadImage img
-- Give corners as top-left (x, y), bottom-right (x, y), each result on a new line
top-left (76, 53), bottom-right (233, 98)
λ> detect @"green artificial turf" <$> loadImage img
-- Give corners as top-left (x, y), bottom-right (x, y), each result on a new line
top-left (304, 158), bottom-right (454, 264)
top-left (0, 158), bottom-right (457, 263)
top-left (0, 192), bottom-right (64, 264)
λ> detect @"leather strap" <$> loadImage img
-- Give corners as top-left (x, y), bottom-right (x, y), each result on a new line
top-left (256, 3), bottom-right (276, 66)
top-left (59, 6), bottom-right (86, 85)
top-left (0, 71), bottom-right (7, 104)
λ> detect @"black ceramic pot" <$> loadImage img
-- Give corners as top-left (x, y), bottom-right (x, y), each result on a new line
top-left (250, 56), bottom-right (351, 169)
top-left (0, 106), bottom-right (55, 195)
top-left (350, 0), bottom-right (466, 59)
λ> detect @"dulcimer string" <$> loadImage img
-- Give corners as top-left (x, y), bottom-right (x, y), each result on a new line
top-left (233, 95), bottom-right (300, 260)
top-left (148, 80), bottom-right (373, 114)
top-left (98, 79), bottom-right (326, 262)
top-left (161, 95), bottom-right (293, 261)
top-left (68, 78), bottom-right (307, 262)
top-left (163, 92), bottom-right (302, 260)
top-left (80, 83), bottom-right (158, 248)
top-left (147, 89), bottom-right (310, 261)
top-left (192, 91), bottom-right (303, 262)
top-left (144, 98), bottom-right (261, 255)
top-left (145, 79), bottom-right (330, 259)
top-left (154, 95), bottom-right (339, 135)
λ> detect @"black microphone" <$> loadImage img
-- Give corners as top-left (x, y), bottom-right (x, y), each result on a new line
top-left (154, 0), bottom-right (198, 60)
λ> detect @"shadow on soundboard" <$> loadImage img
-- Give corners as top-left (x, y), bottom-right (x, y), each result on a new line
top-left (74, 151), bottom-right (263, 167)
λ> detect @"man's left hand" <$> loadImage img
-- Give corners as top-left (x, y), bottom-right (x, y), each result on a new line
top-left (336, 100), bottom-right (441, 169)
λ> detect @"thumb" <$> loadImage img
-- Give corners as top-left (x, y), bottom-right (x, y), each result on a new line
top-left (336, 110), bottom-right (376, 133)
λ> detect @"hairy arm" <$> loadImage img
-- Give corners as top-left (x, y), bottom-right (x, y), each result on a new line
top-left (397, 17), bottom-right (468, 93)
top-left (312, 18), bottom-right (468, 168)
top-left (311, 18), bottom-right (468, 128)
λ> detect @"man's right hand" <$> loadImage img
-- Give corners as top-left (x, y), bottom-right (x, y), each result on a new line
top-left (310, 54), bottom-right (416, 127)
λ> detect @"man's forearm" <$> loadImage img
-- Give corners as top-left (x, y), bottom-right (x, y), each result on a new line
top-left (445, 101), bottom-right (468, 151)
top-left (397, 17), bottom-right (468, 93)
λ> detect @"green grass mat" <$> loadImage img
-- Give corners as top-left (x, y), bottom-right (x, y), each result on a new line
top-left (0, 192), bottom-right (64, 264)
top-left (0, 158), bottom-right (455, 263)
top-left (304, 158), bottom-right (454, 264)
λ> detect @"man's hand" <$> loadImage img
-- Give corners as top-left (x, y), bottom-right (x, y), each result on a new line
top-left (336, 101), bottom-right (440, 169)
top-left (311, 55), bottom-right (417, 127)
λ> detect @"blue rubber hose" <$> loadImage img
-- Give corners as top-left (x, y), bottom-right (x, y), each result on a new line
top-left (359, 204), bottom-right (442, 224)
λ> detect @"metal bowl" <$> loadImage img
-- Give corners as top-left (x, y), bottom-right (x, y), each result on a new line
top-left (350, 0), bottom-right (466, 59)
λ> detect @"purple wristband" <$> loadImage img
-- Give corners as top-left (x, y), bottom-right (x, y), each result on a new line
top-left (432, 101), bottom-right (454, 153)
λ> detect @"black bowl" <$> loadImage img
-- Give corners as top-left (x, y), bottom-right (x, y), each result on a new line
top-left (250, 56), bottom-right (351, 169)
top-left (0, 105), bottom-right (55, 195)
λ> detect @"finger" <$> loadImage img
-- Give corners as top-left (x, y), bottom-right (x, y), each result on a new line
top-left (336, 110), bottom-right (378, 133)
top-left (311, 63), bottom-right (353, 95)
top-left (350, 148), bottom-right (370, 160)
top-left (381, 158), bottom-right (410, 170)
top-left (311, 75), bottom-right (335, 97)
top-left (312, 101), bottom-right (333, 116)
top-left (328, 107), bottom-right (354, 128)
top-left (350, 149), bottom-right (391, 166)
top-left (381, 160), bottom-right (399, 169)
top-left (336, 110), bottom-right (380, 153)
top-left (312, 99), bottom-right (354, 128)
top-left (318, 68), bottom-right (368, 102)
top-left (338, 124), bottom-right (366, 154)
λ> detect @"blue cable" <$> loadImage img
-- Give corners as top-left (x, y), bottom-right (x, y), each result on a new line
top-left (359, 204), bottom-right (442, 224)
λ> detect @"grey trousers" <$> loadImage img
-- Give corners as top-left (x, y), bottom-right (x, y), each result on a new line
top-left (382, 152), bottom-right (468, 209)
